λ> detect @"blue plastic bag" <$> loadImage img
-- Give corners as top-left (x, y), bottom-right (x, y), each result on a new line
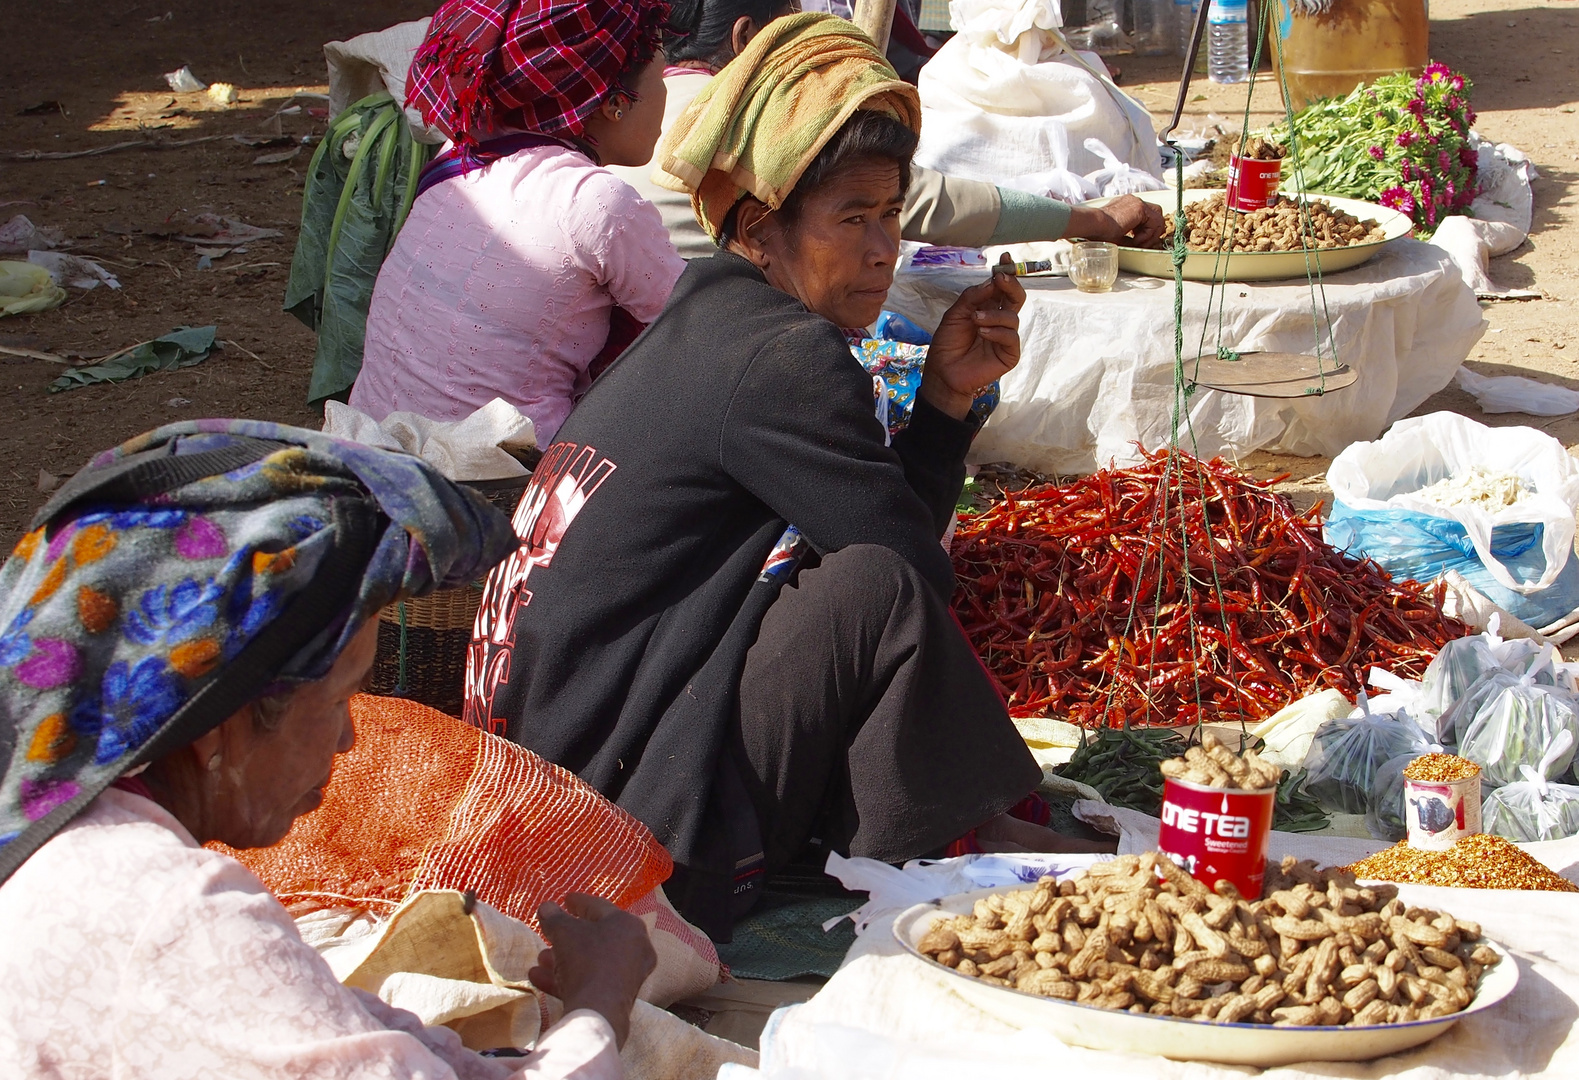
top-left (1324, 501), bottom-right (1579, 628)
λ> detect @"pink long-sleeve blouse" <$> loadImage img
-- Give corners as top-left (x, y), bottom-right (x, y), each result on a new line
top-left (0, 788), bottom-right (623, 1080)
top-left (350, 143), bottom-right (685, 444)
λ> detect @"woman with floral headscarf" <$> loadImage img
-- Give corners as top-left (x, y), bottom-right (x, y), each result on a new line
top-left (349, 0), bottom-right (687, 444)
top-left (0, 422), bottom-right (658, 1079)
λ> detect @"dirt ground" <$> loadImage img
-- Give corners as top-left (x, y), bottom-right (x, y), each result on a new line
top-left (0, 0), bottom-right (1576, 550)
top-left (0, 0), bottom-right (433, 549)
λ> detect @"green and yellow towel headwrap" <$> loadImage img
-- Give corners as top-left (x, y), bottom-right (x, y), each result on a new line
top-left (652, 12), bottom-right (921, 242)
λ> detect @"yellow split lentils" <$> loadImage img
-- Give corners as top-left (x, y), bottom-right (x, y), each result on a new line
top-left (1347, 834), bottom-right (1578, 892)
top-left (1402, 754), bottom-right (1481, 783)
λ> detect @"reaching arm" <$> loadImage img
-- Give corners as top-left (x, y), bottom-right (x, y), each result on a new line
top-left (900, 168), bottom-right (1002, 248)
top-left (902, 167), bottom-right (1166, 248)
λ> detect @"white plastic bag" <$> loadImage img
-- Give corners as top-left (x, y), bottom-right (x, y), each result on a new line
top-left (1326, 412), bottom-right (1579, 594)
top-left (1082, 137), bottom-right (1166, 198)
top-left (1483, 732), bottom-right (1579, 842)
top-left (322, 398), bottom-right (536, 481)
top-left (1415, 635), bottom-right (1502, 741)
top-left (915, 0), bottom-right (1160, 186)
top-left (1247, 688), bottom-right (1353, 772)
top-left (1302, 699), bottom-right (1431, 816)
top-left (1000, 167), bottom-right (1097, 205)
top-left (1455, 366), bottom-right (1579, 417)
top-left (1457, 652), bottom-right (1579, 788)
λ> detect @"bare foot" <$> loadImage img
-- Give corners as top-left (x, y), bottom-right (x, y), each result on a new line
top-left (974, 813), bottom-right (1117, 854)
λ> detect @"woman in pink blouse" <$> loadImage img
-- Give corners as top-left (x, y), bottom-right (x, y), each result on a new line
top-left (350, 0), bottom-right (687, 444)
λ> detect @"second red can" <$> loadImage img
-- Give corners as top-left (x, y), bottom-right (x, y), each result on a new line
top-left (1156, 775), bottom-right (1276, 899)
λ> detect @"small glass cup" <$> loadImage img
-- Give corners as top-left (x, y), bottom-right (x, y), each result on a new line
top-left (1069, 241), bottom-right (1120, 293)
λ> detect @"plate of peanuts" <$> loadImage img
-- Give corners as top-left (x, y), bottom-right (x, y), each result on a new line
top-left (895, 852), bottom-right (1516, 1066)
top-left (1083, 189), bottom-right (1413, 282)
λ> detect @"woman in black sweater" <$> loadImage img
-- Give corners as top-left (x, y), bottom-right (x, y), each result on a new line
top-left (465, 13), bottom-right (1107, 939)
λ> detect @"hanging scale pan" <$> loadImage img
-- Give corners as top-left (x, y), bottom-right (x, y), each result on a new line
top-left (1188, 352), bottom-right (1357, 397)
top-left (1159, 11), bottom-right (1355, 401)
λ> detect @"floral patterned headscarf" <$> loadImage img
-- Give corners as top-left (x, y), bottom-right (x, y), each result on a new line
top-left (0, 419), bottom-right (515, 884)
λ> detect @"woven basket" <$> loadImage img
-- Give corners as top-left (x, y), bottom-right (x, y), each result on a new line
top-left (369, 475), bottom-right (529, 717)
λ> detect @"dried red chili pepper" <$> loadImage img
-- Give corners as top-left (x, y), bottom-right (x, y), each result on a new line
top-left (950, 448), bottom-right (1467, 727)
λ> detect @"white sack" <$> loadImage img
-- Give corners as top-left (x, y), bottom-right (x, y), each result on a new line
top-left (1425, 137), bottom-right (1539, 299)
top-left (915, 0), bottom-right (1159, 186)
top-left (1470, 135), bottom-right (1539, 236)
top-left (1326, 412), bottom-right (1579, 594)
top-left (1429, 216), bottom-right (1537, 300)
top-left (323, 398), bottom-right (536, 481)
top-left (1438, 570), bottom-right (1547, 642)
top-left (882, 238), bottom-right (1485, 475)
top-left (323, 19), bottom-right (445, 144)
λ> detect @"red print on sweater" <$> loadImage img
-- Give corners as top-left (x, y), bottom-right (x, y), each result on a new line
top-left (464, 441), bottom-right (615, 733)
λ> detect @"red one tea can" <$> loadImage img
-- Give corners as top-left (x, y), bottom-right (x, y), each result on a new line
top-left (1157, 776), bottom-right (1277, 899)
top-left (1225, 155), bottom-right (1283, 212)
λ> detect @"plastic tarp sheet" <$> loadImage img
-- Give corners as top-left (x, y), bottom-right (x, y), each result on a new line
top-left (882, 237), bottom-right (1486, 474)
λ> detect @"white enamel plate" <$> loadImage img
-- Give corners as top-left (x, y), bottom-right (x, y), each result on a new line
top-left (892, 886), bottom-right (1518, 1068)
top-left (1084, 189), bottom-right (1415, 282)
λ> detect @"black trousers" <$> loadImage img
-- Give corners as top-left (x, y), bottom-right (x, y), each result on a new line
top-left (733, 544), bottom-right (1042, 876)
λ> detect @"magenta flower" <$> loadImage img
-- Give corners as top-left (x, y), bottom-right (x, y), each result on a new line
top-left (1368, 145), bottom-right (1385, 161)
top-left (1397, 130), bottom-right (1417, 148)
top-left (1380, 186), bottom-right (1415, 214)
top-left (1423, 61), bottom-right (1453, 80)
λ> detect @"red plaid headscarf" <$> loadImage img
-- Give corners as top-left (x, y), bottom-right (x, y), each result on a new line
top-left (407, 0), bottom-right (672, 147)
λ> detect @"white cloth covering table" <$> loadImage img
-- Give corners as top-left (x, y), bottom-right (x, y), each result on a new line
top-left (883, 238), bottom-right (1487, 475)
top-left (723, 807), bottom-right (1579, 1080)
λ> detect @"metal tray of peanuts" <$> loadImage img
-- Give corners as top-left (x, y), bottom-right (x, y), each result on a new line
top-left (893, 853), bottom-right (1517, 1067)
top-left (1084, 189), bottom-right (1414, 282)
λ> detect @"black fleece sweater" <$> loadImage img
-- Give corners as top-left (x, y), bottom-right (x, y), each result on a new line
top-left (466, 251), bottom-right (979, 915)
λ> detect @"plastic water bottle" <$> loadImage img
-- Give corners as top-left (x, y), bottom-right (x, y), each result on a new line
top-left (1133, 0), bottom-right (1178, 55)
top-left (1175, 0), bottom-right (1198, 57)
top-left (1207, 0), bottom-right (1250, 84)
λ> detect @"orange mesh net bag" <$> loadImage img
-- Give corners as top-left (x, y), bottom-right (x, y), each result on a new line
top-left (224, 694), bottom-right (674, 927)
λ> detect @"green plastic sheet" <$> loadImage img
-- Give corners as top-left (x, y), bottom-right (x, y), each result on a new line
top-left (48, 326), bottom-right (218, 393)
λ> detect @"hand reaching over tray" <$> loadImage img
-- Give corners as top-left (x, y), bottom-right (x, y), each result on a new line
top-left (1066, 194), bottom-right (1167, 248)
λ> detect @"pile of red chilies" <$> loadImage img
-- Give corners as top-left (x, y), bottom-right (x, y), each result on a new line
top-left (951, 449), bottom-right (1467, 727)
